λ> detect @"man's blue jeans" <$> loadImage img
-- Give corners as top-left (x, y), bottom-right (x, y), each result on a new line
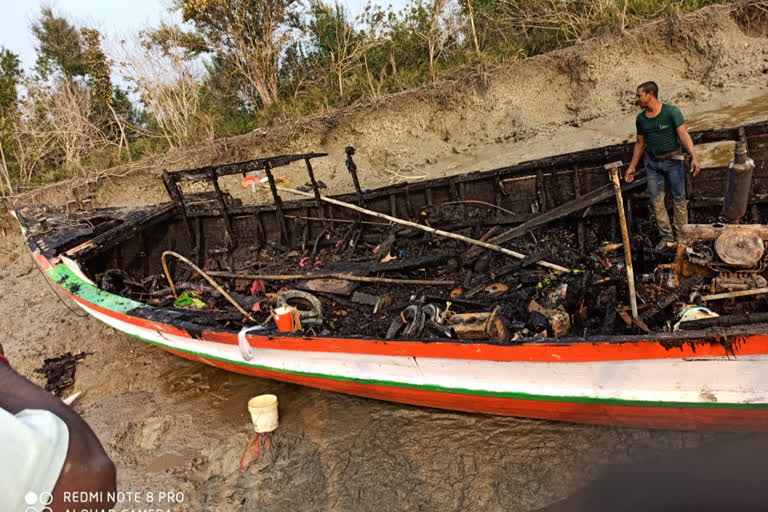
top-left (645, 158), bottom-right (688, 241)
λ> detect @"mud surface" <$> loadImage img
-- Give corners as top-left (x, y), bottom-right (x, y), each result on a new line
top-left (3, 4), bottom-right (768, 511)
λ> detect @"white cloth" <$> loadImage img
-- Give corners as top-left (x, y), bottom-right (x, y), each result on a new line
top-left (0, 408), bottom-right (69, 512)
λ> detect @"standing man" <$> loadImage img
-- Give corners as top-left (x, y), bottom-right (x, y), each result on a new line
top-left (625, 81), bottom-right (701, 249)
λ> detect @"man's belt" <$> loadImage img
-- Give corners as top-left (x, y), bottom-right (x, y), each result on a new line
top-left (646, 149), bottom-right (685, 161)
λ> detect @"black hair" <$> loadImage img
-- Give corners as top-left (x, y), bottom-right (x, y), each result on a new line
top-left (637, 81), bottom-right (658, 98)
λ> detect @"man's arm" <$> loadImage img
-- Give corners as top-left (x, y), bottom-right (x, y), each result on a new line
top-left (676, 123), bottom-right (701, 176)
top-left (0, 361), bottom-right (116, 511)
top-left (625, 134), bottom-right (645, 183)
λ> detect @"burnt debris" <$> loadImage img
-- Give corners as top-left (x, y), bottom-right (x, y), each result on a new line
top-left (34, 351), bottom-right (91, 396)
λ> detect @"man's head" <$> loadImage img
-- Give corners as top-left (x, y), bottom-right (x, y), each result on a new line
top-left (635, 81), bottom-right (658, 108)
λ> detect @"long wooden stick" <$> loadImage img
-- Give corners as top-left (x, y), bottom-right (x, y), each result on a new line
top-left (205, 270), bottom-right (455, 287)
top-left (276, 186), bottom-right (570, 273)
top-left (162, 251), bottom-right (256, 321)
top-left (606, 163), bottom-right (638, 319)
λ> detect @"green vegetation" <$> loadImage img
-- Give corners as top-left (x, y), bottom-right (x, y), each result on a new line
top-left (0, 0), bottom-right (737, 193)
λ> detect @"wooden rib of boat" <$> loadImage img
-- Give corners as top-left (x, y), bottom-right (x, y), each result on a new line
top-left (12, 119), bottom-right (768, 431)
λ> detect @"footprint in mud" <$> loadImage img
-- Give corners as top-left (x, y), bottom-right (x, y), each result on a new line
top-left (109, 414), bottom-right (178, 456)
top-left (493, 459), bottom-right (563, 512)
top-left (197, 432), bottom-right (330, 512)
top-left (332, 425), bottom-right (437, 512)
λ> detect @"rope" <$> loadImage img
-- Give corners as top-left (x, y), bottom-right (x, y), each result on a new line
top-left (237, 324), bottom-right (265, 361)
top-left (30, 252), bottom-right (88, 318)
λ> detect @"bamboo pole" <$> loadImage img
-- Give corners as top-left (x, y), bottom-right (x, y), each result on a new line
top-left (206, 271), bottom-right (455, 287)
top-left (285, 214), bottom-right (387, 226)
top-left (606, 162), bottom-right (638, 319)
top-left (276, 186), bottom-right (570, 273)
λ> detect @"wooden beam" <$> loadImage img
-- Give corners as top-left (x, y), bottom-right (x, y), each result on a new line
top-left (169, 152), bottom-right (328, 182)
top-left (463, 177), bottom-right (647, 263)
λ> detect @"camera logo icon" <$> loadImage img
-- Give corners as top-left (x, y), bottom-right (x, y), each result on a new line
top-left (24, 490), bottom-right (53, 511)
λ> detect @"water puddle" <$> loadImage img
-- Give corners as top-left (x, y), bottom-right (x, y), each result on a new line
top-left (147, 453), bottom-right (186, 473)
top-left (697, 140), bottom-right (736, 168)
top-left (157, 358), bottom-right (264, 425)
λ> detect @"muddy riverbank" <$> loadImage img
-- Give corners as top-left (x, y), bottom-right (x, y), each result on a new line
top-left (3, 3), bottom-right (768, 511)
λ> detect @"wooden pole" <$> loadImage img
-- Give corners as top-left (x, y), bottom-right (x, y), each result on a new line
top-left (606, 161), bottom-right (638, 319)
top-left (303, 157), bottom-right (325, 216)
top-left (276, 186), bottom-right (571, 273)
top-left (263, 161), bottom-right (289, 247)
top-left (206, 270), bottom-right (455, 287)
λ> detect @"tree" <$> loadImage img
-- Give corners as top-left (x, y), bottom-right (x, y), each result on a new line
top-left (0, 48), bottom-right (21, 194)
top-left (31, 7), bottom-right (88, 80)
top-left (408, 0), bottom-right (461, 80)
top-left (80, 28), bottom-right (112, 107)
top-left (181, 0), bottom-right (304, 107)
top-left (81, 28), bottom-right (132, 160)
top-left (119, 31), bottom-right (211, 148)
top-left (307, 1), bottom-right (384, 97)
top-left (27, 8), bottom-right (136, 170)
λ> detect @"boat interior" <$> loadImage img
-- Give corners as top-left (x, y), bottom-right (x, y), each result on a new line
top-left (14, 120), bottom-right (768, 343)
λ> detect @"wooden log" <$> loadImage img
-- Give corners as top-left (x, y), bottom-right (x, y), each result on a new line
top-left (607, 161), bottom-right (638, 319)
top-left (678, 311), bottom-right (768, 330)
top-left (679, 224), bottom-right (768, 241)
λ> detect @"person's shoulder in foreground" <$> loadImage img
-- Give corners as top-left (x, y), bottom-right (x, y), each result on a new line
top-left (0, 407), bottom-right (70, 511)
top-left (0, 345), bottom-right (116, 512)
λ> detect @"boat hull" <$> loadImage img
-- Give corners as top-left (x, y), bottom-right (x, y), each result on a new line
top-left (47, 261), bottom-right (768, 431)
top-left (12, 117), bottom-right (768, 431)
top-left (164, 351), bottom-right (768, 431)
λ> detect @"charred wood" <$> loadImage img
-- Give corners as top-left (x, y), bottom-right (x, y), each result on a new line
top-left (678, 312), bottom-right (768, 330)
top-left (463, 178), bottom-right (647, 263)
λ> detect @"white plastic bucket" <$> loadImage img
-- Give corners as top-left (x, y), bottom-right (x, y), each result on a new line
top-left (248, 394), bottom-right (279, 433)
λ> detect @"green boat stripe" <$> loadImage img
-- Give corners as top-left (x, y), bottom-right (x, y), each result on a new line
top-left (49, 264), bottom-right (144, 313)
top-left (123, 331), bottom-right (768, 411)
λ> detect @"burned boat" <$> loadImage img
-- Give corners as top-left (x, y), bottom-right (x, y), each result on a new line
top-left (13, 120), bottom-right (768, 430)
